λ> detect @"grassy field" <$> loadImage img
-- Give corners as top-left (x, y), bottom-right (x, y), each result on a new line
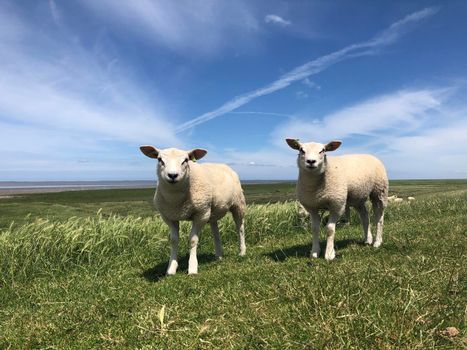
top-left (0, 182), bottom-right (296, 229)
top-left (0, 180), bottom-right (466, 349)
top-left (1, 180), bottom-right (465, 229)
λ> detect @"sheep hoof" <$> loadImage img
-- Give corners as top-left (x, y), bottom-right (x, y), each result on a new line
top-left (216, 255), bottom-right (223, 260)
top-left (311, 251), bottom-right (320, 258)
top-left (364, 239), bottom-right (373, 245)
top-left (188, 262), bottom-right (198, 274)
top-left (239, 249), bottom-right (246, 257)
top-left (325, 250), bottom-right (336, 261)
top-left (373, 240), bottom-right (382, 248)
top-left (166, 261), bottom-right (178, 275)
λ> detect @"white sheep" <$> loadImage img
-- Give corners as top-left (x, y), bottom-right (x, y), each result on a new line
top-left (140, 146), bottom-right (246, 275)
top-left (394, 198), bottom-right (404, 203)
top-left (286, 138), bottom-right (388, 260)
top-left (407, 196), bottom-right (415, 201)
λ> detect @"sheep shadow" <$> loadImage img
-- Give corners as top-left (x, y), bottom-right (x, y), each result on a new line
top-left (265, 238), bottom-right (362, 262)
top-left (141, 253), bottom-right (217, 282)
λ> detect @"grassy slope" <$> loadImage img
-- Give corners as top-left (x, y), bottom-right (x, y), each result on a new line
top-left (0, 181), bottom-right (466, 349)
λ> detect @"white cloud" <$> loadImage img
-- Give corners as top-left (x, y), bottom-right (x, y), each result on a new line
top-left (0, 4), bottom-right (178, 143)
top-left (381, 119), bottom-right (467, 179)
top-left (383, 92), bottom-right (467, 180)
top-left (79, 0), bottom-right (259, 55)
top-left (0, 3), bottom-right (180, 180)
top-left (176, 7), bottom-right (439, 132)
top-left (229, 111), bottom-right (295, 119)
top-left (303, 78), bottom-right (321, 90)
top-left (219, 149), bottom-right (297, 180)
top-left (275, 89), bottom-right (443, 143)
top-left (221, 87), bottom-right (467, 180)
top-left (265, 14), bottom-right (291, 26)
top-left (48, 0), bottom-right (60, 25)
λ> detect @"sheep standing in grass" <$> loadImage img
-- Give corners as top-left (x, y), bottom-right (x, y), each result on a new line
top-left (286, 139), bottom-right (388, 260)
top-left (140, 146), bottom-right (246, 275)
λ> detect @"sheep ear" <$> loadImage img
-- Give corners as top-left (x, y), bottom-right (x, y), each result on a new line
top-left (188, 149), bottom-right (207, 161)
top-left (286, 138), bottom-right (301, 150)
top-left (325, 140), bottom-right (342, 152)
top-left (140, 145), bottom-right (160, 159)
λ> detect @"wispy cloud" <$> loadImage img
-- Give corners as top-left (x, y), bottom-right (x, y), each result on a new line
top-left (176, 7), bottom-right (439, 133)
top-left (0, 3), bottom-right (178, 149)
top-left (48, 0), bottom-right (60, 25)
top-left (265, 14), bottom-right (291, 26)
top-left (229, 111), bottom-right (294, 119)
top-left (379, 115), bottom-right (467, 179)
top-left (220, 86), bottom-right (466, 180)
top-left (0, 2), bottom-right (182, 181)
top-left (275, 89), bottom-right (443, 143)
top-left (79, 0), bottom-right (259, 55)
top-left (302, 78), bottom-right (321, 90)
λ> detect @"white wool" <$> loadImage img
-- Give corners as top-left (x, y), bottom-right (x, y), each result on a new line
top-left (140, 146), bottom-right (246, 275)
top-left (287, 139), bottom-right (388, 260)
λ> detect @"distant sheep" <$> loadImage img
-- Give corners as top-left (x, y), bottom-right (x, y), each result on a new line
top-left (394, 198), bottom-right (404, 203)
top-left (140, 146), bottom-right (246, 275)
top-left (408, 196), bottom-right (415, 201)
top-left (286, 138), bottom-right (388, 260)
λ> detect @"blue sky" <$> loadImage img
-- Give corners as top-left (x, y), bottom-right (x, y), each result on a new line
top-left (0, 0), bottom-right (466, 181)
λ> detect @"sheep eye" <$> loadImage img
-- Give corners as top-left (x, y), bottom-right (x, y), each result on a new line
top-left (182, 158), bottom-right (189, 164)
top-left (299, 148), bottom-right (305, 155)
top-left (158, 158), bottom-right (165, 166)
top-left (319, 149), bottom-right (325, 154)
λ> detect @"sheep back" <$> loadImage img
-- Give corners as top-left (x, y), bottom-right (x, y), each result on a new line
top-left (297, 154), bottom-right (388, 213)
top-left (334, 154), bottom-right (388, 206)
top-left (155, 162), bottom-right (244, 222)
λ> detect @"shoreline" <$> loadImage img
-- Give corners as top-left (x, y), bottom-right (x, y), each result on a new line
top-left (0, 180), bottom-right (294, 196)
top-left (0, 184), bottom-right (155, 196)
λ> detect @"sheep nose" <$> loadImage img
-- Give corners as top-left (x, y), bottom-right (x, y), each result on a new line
top-left (168, 173), bottom-right (178, 180)
top-left (306, 159), bottom-right (316, 166)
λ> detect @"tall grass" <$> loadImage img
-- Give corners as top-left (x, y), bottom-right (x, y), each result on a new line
top-left (0, 194), bottom-right (465, 349)
top-left (0, 202), bottom-right (305, 285)
top-left (0, 211), bottom-right (164, 283)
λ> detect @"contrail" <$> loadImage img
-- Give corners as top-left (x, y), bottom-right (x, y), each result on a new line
top-left (229, 111), bottom-right (294, 118)
top-left (176, 7), bottom-right (439, 133)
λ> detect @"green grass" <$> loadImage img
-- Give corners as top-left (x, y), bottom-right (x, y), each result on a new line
top-left (0, 182), bottom-right (298, 229)
top-left (1, 180), bottom-right (465, 229)
top-left (0, 181), bottom-right (466, 349)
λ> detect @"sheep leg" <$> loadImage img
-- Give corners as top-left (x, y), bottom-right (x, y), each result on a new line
top-left (188, 221), bottom-right (204, 275)
top-left (231, 206), bottom-right (246, 256)
top-left (341, 206), bottom-right (351, 225)
top-left (372, 200), bottom-right (385, 248)
top-left (309, 209), bottom-right (321, 258)
top-left (166, 220), bottom-right (180, 275)
top-left (210, 221), bottom-right (223, 259)
top-left (355, 204), bottom-right (372, 244)
top-left (325, 212), bottom-right (339, 261)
